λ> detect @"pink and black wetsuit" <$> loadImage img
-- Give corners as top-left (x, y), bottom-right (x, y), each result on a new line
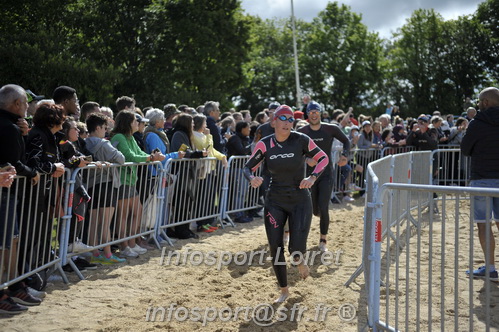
top-left (244, 131), bottom-right (328, 287)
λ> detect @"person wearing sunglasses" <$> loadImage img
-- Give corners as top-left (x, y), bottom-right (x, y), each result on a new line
top-left (298, 101), bottom-right (350, 253)
top-left (243, 104), bottom-right (329, 303)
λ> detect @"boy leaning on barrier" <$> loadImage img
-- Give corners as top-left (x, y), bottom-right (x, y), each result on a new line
top-left (461, 86), bottom-right (499, 281)
top-left (59, 118), bottom-right (95, 272)
top-left (85, 113), bottom-right (129, 265)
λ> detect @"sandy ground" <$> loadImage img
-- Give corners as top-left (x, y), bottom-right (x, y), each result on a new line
top-left (378, 198), bottom-right (499, 332)
top-left (2, 198), bottom-right (368, 332)
top-left (2, 196), bottom-right (498, 331)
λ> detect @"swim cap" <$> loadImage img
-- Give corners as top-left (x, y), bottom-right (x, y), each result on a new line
top-left (274, 105), bottom-right (294, 118)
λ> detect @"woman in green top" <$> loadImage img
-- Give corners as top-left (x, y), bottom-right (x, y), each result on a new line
top-left (110, 110), bottom-right (165, 258)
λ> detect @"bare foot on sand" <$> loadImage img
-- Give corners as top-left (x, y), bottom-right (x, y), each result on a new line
top-left (297, 263), bottom-right (309, 280)
top-left (274, 287), bottom-right (289, 303)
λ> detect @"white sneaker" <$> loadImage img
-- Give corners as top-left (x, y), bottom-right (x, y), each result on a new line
top-left (27, 287), bottom-right (46, 299)
top-left (120, 246), bottom-right (139, 258)
top-left (68, 239), bottom-right (93, 253)
top-left (343, 195), bottom-right (355, 202)
top-left (319, 242), bottom-right (328, 252)
top-left (130, 244), bottom-right (147, 255)
top-left (349, 184), bottom-right (362, 191)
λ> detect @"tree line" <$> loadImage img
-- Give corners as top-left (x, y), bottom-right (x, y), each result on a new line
top-left (1, 0), bottom-right (497, 117)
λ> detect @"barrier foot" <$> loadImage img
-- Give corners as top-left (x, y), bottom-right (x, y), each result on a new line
top-left (56, 263), bottom-right (70, 284)
top-left (68, 259), bottom-right (85, 280)
top-left (160, 230), bottom-right (175, 247)
top-left (152, 236), bottom-right (161, 250)
top-left (223, 217), bottom-right (235, 228)
top-left (344, 263), bottom-right (364, 287)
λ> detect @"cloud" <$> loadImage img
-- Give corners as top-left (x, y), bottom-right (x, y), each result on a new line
top-left (240, 0), bottom-right (483, 38)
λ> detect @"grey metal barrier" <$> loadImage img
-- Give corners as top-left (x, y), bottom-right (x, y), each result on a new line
top-left (1, 171), bottom-right (71, 290)
top-left (372, 184), bottom-right (499, 332)
top-left (431, 148), bottom-right (471, 187)
top-left (345, 151), bottom-right (432, 288)
top-left (61, 162), bottom-right (164, 279)
top-left (331, 148), bottom-right (380, 201)
top-left (380, 145), bottom-right (416, 158)
top-left (220, 156), bottom-right (263, 226)
top-left (159, 158), bottom-right (225, 242)
top-left (331, 146), bottom-right (450, 202)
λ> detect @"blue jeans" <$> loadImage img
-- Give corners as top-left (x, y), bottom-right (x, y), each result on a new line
top-left (470, 179), bottom-right (499, 223)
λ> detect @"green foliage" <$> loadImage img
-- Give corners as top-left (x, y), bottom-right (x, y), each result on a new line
top-left (0, 0), bottom-right (249, 110)
top-left (301, 2), bottom-right (384, 113)
top-left (387, 8), bottom-right (491, 117)
top-left (236, 17), bottom-right (303, 112)
top-left (0, 0), bottom-right (497, 117)
top-left (475, 0), bottom-right (499, 82)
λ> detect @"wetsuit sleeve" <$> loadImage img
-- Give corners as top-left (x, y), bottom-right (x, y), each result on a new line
top-left (332, 125), bottom-right (351, 157)
top-left (243, 140), bottom-right (266, 180)
top-left (303, 136), bottom-right (328, 176)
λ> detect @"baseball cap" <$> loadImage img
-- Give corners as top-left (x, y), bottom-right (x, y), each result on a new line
top-left (26, 89), bottom-right (44, 103)
top-left (362, 120), bottom-right (371, 127)
top-left (135, 114), bottom-right (149, 123)
top-left (417, 115), bottom-right (429, 123)
top-left (268, 102), bottom-right (281, 110)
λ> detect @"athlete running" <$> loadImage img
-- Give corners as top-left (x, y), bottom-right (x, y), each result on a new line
top-left (298, 101), bottom-right (350, 252)
top-left (243, 104), bottom-right (329, 303)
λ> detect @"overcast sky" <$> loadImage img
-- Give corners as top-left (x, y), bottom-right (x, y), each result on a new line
top-left (240, 0), bottom-right (484, 39)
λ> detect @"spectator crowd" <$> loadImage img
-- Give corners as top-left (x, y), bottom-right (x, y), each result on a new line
top-left (0, 83), bottom-right (477, 314)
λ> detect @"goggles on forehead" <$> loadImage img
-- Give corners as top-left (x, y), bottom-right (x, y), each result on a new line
top-left (277, 115), bottom-right (294, 123)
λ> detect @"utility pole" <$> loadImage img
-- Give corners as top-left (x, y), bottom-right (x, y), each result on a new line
top-left (291, 0), bottom-right (301, 108)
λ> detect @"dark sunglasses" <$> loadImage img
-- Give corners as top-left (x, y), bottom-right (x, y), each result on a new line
top-left (277, 115), bottom-right (294, 123)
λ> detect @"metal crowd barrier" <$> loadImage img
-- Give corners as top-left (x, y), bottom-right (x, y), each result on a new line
top-left (220, 156), bottom-right (263, 226)
top-left (331, 145), bottom-right (464, 202)
top-left (158, 157), bottom-right (225, 242)
top-left (380, 145), bottom-right (417, 158)
top-left (1, 171), bottom-right (71, 290)
top-left (60, 162), bottom-right (163, 279)
top-left (331, 147), bottom-right (409, 201)
top-left (356, 149), bottom-right (499, 331)
top-left (371, 184), bottom-right (499, 331)
top-left (431, 148), bottom-right (471, 187)
top-left (345, 151), bottom-right (432, 288)
top-left (1, 156), bottom-right (267, 288)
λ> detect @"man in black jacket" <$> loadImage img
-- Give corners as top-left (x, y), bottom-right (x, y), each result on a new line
top-left (406, 115), bottom-right (438, 151)
top-left (0, 84), bottom-right (42, 313)
top-left (461, 87), bottom-right (499, 281)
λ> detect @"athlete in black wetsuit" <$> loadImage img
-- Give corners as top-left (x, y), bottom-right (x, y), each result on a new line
top-left (244, 105), bottom-right (329, 303)
top-left (298, 101), bottom-right (350, 252)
